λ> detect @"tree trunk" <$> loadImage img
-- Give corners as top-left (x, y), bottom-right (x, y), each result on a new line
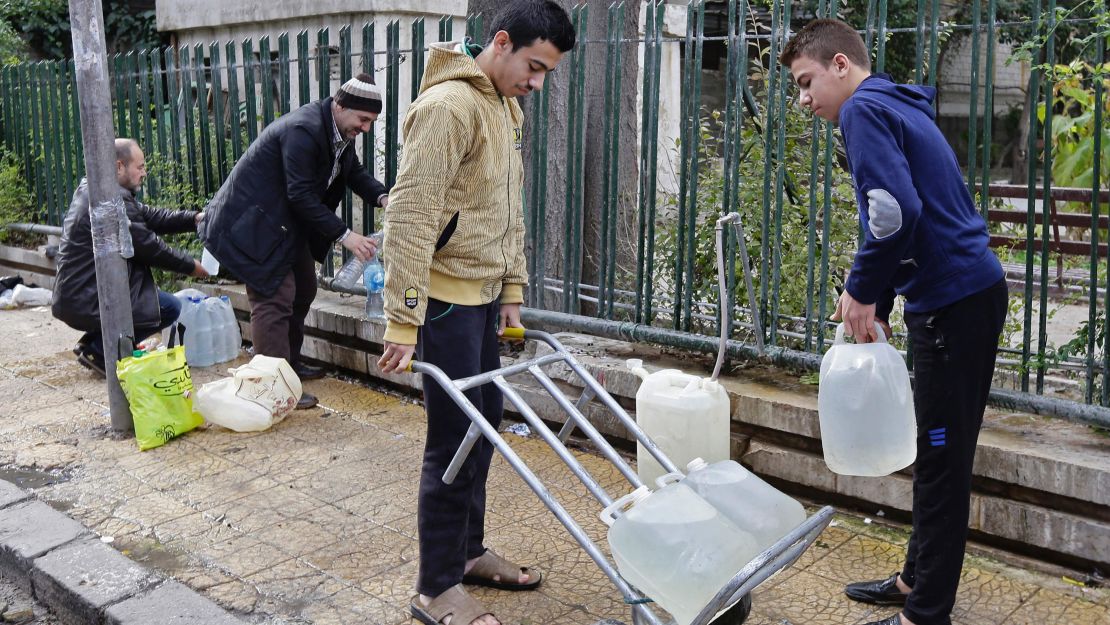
top-left (466, 0), bottom-right (642, 312)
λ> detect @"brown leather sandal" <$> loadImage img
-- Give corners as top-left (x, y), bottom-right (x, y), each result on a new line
top-left (461, 549), bottom-right (542, 591)
top-left (410, 584), bottom-right (512, 625)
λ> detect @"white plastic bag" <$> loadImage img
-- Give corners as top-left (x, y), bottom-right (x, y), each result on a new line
top-left (193, 355), bottom-right (302, 432)
top-left (817, 322), bottom-right (916, 477)
top-left (11, 284), bottom-right (52, 307)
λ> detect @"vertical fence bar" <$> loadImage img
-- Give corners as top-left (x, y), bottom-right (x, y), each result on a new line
top-left (914, 0), bottom-right (926, 84)
top-left (385, 21), bottom-right (400, 188)
top-left (49, 62), bottom-right (67, 224)
top-left (528, 83), bottom-right (550, 307)
top-left (439, 15), bottom-right (453, 42)
top-left (978, 0), bottom-right (996, 219)
top-left (1097, 0), bottom-right (1109, 405)
top-left (412, 18), bottom-right (426, 101)
top-left (876, 0), bottom-right (889, 74)
top-left (768, 0), bottom-right (792, 346)
top-left (209, 44), bottom-right (228, 184)
top-left (967, 0), bottom-right (982, 193)
top-left (757, 0), bottom-right (783, 340)
top-left (674, 2), bottom-right (696, 328)
top-left (682, 1), bottom-right (705, 330)
top-left (69, 60), bottom-right (84, 180)
top-left (29, 63), bottom-right (45, 219)
top-left (59, 61), bottom-right (77, 203)
top-left (125, 52), bottom-right (140, 143)
top-left (644, 0), bottom-right (664, 323)
top-left (152, 49), bottom-right (167, 163)
top-left (927, 0), bottom-right (941, 87)
top-left (193, 45), bottom-right (214, 197)
top-left (572, 4), bottom-right (587, 314)
top-left (361, 21), bottom-right (377, 233)
top-left (225, 42), bottom-right (243, 162)
top-left (37, 63), bottom-right (56, 223)
top-left (279, 33), bottom-right (291, 116)
top-left (727, 0), bottom-right (751, 343)
top-left (339, 25), bottom-right (354, 236)
top-left (1036, 0), bottom-right (1057, 393)
top-left (1089, 1), bottom-right (1105, 402)
top-left (242, 38), bottom-right (259, 144)
top-left (600, 3), bottom-right (624, 319)
top-left (179, 46), bottom-right (200, 195)
top-left (466, 14), bottom-right (484, 42)
top-left (1021, 2), bottom-right (1043, 393)
top-left (864, 0), bottom-right (878, 54)
top-left (563, 5), bottom-right (581, 313)
top-left (138, 50), bottom-right (155, 167)
top-left (297, 30), bottom-right (310, 109)
top-left (317, 28), bottom-right (331, 102)
top-left (113, 54), bottom-right (126, 134)
top-left (260, 36), bottom-right (275, 128)
top-left (635, 1), bottom-right (658, 322)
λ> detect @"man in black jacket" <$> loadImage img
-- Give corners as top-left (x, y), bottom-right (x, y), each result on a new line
top-left (52, 138), bottom-right (208, 376)
top-left (200, 74), bottom-right (387, 409)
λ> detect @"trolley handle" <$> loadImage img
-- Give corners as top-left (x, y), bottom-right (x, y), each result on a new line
top-left (403, 326), bottom-right (528, 373)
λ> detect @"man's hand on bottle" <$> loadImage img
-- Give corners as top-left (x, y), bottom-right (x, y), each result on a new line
top-left (342, 231), bottom-right (378, 261)
top-left (191, 260), bottom-right (210, 278)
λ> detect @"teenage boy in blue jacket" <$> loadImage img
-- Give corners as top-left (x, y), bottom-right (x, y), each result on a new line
top-left (780, 19), bottom-right (1008, 625)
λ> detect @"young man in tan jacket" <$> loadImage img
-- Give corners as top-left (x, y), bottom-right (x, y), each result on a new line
top-left (376, 1), bottom-right (574, 623)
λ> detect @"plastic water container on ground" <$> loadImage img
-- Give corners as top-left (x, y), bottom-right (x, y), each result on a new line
top-left (663, 458), bottom-right (807, 552)
top-left (628, 360), bottom-right (731, 485)
top-left (818, 322), bottom-right (917, 476)
top-left (601, 484), bottom-right (760, 625)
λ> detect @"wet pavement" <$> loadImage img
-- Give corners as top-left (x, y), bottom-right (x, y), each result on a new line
top-left (0, 306), bottom-right (1107, 625)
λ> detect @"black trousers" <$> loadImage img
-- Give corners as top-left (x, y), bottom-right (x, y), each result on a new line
top-left (244, 244), bottom-right (316, 366)
top-left (415, 298), bottom-right (503, 597)
top-left (900, 279), bottom-right (1007, 625)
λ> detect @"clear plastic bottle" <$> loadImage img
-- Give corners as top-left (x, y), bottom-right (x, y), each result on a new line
top-left (363, 255), bottom-right (385, 319)
top-left (332, 256), bottom-right (365, 289)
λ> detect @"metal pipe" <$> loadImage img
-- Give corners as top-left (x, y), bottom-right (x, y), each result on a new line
top-left (519, 308), bottom-right (1110, 429)
top-left (3, 223), bottom-right (63, 236)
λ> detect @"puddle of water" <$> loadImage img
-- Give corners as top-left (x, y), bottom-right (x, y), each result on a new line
top-left (115, 537), bottom-right (191, 576)
top-left (0, 467), bottom-right (68, 489)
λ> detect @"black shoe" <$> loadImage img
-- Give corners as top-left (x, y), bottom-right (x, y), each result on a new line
top-left (292, 362), bottom-right (326, 380)
top-left (75, 349), bottom-right (106, 378)
top-left (845, 574), bottom-right (908, 606)
top-left (296, 392), bottom-right (318, 410)
top-left (861, 614), bottom-right (901, 625)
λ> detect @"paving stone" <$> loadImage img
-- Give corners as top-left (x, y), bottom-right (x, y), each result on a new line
top-left (0, 500), bottom-right (89, 593)
top-left (31, 539), bottom-right (159, 625)
top-left (103, 581), bottom-right (245, 625)
top-left (0, 480), bottom-right (30, 510)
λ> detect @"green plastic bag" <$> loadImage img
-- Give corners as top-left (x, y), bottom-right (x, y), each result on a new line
top-left (116, 326), bottom-right (204, 451)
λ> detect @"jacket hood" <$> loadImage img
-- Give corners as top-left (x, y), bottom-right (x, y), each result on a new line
top-left (422, 41), bottom-right (499, 99)
top-left (854, 73), bottom-right (937, 120)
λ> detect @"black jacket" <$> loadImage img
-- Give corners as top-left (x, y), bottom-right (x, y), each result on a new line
top-left (51, 180), bottom-right (198, 333)
top-left (199, 98), bottom-right (388, 297)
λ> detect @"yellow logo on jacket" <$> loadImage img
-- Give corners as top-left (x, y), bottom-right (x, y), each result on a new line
top-left (513, 127), bottom-right (523, 150)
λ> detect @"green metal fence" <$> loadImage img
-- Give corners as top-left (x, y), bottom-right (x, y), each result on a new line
top-left (1, 0), bottom-right (1108, 410)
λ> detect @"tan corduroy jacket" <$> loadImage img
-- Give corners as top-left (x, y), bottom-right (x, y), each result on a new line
top-left (382, 41), bottom-right (527, 345)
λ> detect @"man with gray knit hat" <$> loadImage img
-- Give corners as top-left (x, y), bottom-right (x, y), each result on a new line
top-left (201, 73), bottom-right (388, 409)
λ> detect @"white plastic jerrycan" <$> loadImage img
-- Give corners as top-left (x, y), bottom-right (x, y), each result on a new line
top-left (818, 322), bottom-right (916, 476)
top-left (601, 483), bottom-right (760, 625)
top-left (628, 360), bottom-right (731, 485)
top-left (660, 458), bottom-right (806, 552)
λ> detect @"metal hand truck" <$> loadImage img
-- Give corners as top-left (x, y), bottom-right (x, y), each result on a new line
top-left (410, 327), bottom-right (834, 625)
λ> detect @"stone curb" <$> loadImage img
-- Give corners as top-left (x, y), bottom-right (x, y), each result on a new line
top-left (0, 479), bottom-right (246, 625)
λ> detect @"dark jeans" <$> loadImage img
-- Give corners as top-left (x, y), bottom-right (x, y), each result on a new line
top-left (415, 298), bottom-right (503, 597)
top-left (244, 243), bottom-right (316, 365)
top-left (900, 279), bottom-right (1008, 625)
top-left (81, 289), bottom-right (181, 358)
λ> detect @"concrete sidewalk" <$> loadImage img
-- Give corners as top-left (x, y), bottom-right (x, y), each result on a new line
top-left (0, 306), bottom-right (1106, 625)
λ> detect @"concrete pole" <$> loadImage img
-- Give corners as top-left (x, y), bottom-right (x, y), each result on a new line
top-left (68, 0), bottom-right (135, 431)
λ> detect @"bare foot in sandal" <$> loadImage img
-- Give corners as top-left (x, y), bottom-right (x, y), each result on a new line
top-left (464, 552), bottom-right (533, 586)
top-left (461, 549), bottom-right (542, 590)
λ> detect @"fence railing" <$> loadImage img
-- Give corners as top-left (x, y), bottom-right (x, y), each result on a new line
top-left (1, 0), bottom-right (1108, 410)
